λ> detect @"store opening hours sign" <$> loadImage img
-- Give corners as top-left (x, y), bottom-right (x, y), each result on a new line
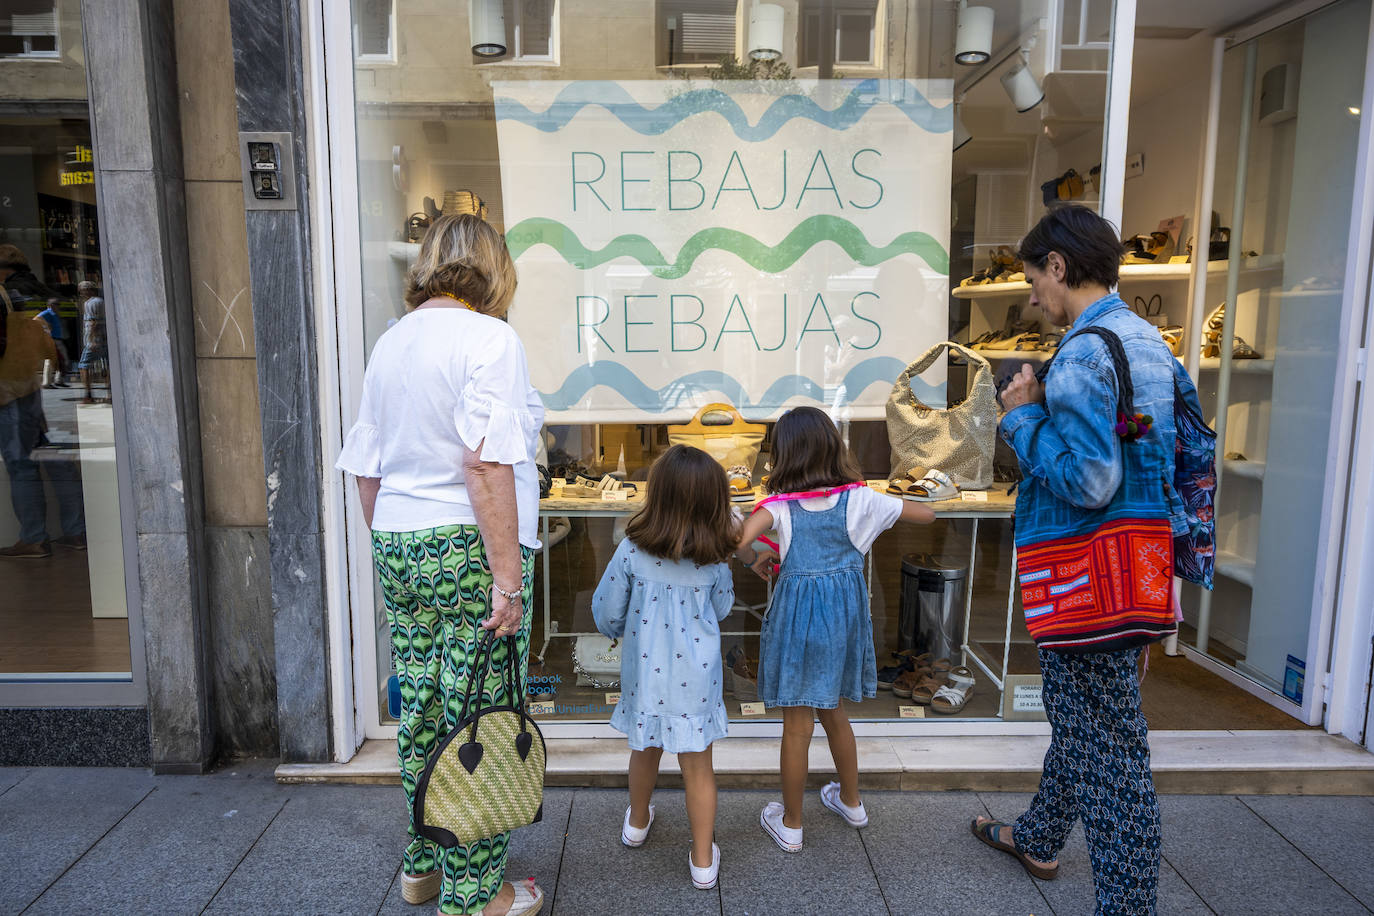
top-left (494, 79), bottom-right (953, 422)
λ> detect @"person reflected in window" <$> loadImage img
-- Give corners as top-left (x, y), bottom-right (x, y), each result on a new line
top-left (37, 299), bottom-right (70, 387)
top-left (0, 266), bottom-right (86, 559)
top-left (76, 281), bottom-right (107, 404)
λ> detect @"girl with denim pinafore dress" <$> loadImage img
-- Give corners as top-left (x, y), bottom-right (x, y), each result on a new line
top-left (737, 407), bottom-right (934, 852)
top-left (592, 445), bottom-right (739, 891)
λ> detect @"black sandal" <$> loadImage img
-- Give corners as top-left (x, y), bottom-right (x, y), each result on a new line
top-left (970, 817), bottom-right (1060, 880)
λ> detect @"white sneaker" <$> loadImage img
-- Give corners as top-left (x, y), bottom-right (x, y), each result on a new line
top-left (689, 842), bottom-right (720, 889)
top-left (819, 781), bottom-right (869, 828)
top-left (622, 805), bottom-right (654, 847)
top-left (760, 801), bottom-right (803, 853)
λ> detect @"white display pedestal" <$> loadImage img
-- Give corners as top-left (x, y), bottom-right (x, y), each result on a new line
top-left (75, 403), bottom-right (127, 619)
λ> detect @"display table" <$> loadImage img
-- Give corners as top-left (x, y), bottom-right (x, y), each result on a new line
top-left (537, 481), bottom-right (1019, 693)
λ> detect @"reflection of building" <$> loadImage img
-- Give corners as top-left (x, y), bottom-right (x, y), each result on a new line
top-left (2, 1), bottom-right (1374, 773)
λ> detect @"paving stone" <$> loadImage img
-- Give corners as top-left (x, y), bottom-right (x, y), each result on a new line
top-left (552, 788), bottom-right (720, 916)
top-left (866, 790), bottom-right (1051, 916)
top-left (1240, 795), bottom-right (1374, 910)
top-left (376, 788), bottom-right (576, 915)
top-left (0, 767), bottom-right (157, 914)
top-left (980, 792), bottom-right (1211, 916)
top-left (203, 784), bottom-right (402, 915)
top-left (717, 789), bottom-right (883, 916)
top-left (1161, 794), bottom-right (1370, 916)
top-left (0, 767), bottom-right (30, 796)
top-left (26, 770), bottom-right (289, 915)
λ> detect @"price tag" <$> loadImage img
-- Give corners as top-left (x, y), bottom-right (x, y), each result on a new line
top-left (739, 702), bottom-right (765, 716)
top-left (1168, 254), bottom-right (1190, 264)
top-left (604, 692), bottom-right (621, 705)
top-left (960, 491), bottom-right (989, 502)
top-left (898, 705), bottom-right (925, 718)
top-left (529, 701), bottom-right (555, 716)
top-left (601, 489), bottom-right (630, 502)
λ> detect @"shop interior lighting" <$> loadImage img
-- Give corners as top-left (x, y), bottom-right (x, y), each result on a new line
top-left (470, 0), bottom-right (507, 57)
top-left (1000, 46), bottom-right (1044, 113)
top-left (748, 3), bottom-right (784, 61)
top-left (1350, 106), bottom-right (1362, 116)
top-left (956, 1), bottom-right (994, 65)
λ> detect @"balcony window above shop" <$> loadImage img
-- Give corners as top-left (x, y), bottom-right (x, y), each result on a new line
top-left (660, 0), bottom-right (737, 67)
top-left (800, 0), bottom-right (879, 69)
top-left (0, 4), bottom-right (58, 59)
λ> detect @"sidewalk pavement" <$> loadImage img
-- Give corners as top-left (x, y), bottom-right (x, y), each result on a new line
top-left (3, 763), bottom-right (1373, 916)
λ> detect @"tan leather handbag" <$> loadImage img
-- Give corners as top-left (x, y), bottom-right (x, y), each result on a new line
top-left (666, 402), bottom-right (765, 480)
top-left (885, 342), bottom-right (996, 490)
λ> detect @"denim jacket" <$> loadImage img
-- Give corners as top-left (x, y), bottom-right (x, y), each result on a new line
top-left (1000, 293), bottom-right (1190, 546)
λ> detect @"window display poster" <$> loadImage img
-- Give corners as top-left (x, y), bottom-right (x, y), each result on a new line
top-left (494, 79), bottom-right (953, 422)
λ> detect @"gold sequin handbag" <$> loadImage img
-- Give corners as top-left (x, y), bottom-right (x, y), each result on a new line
top-left (413, 630), bottom-right (546, 847)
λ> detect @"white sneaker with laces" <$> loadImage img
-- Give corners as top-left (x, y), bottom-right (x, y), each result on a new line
top-left (689, 842), bottom-right (720, 889)
top-left (760, 801), bottom-right (803, 852)
top-left (819, 781), bottom-right (869, 828)
top-left (621, 805), bottom-right (654, 847)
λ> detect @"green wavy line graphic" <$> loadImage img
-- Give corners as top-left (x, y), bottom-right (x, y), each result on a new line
top-left (505, 215), bottom-right (949, 278)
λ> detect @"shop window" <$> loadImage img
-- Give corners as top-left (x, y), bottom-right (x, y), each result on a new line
top-left (353, 0), bottom-right (394, 60)
top-left (660, 0), bottom-right (737, 67)
top-left (0, 4), bottom-right (59, 59)
top-left (800, 1), bottom-right (878, 68)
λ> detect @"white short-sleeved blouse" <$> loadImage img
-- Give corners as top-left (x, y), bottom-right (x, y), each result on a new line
top-left (335, 308), bottom-right (546, 548)
top-left (764, 486), bottom-right (903, 561)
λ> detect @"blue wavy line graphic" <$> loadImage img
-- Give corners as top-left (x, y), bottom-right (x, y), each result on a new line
top-left (494, 80), bottom-right (951, 139)
top-left (536, 356), bottom-right (944, 412)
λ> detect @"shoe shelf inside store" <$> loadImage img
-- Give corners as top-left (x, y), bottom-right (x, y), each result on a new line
top-left (951, 255), bottom-right (1284, 300)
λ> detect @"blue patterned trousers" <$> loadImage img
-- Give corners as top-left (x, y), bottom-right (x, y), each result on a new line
top-left (1014, 648), bottom-right (1161, 915)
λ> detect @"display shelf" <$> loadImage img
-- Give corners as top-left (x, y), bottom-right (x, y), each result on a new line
top-left (1214, 550), bottom-right (1256, 588)
top-left (388, 241), bottom-right (420, 262)
top-left (963, 347), bottom-right (1051, 362)
top-left (950, 255), bottom-right (1284, 299)
top-left (951, 280), bottom-right (1030, 299)
top-left (1196, 357), bottom-right (1274, 374)
top-left (1224, 458), bottom-right (1266, 481)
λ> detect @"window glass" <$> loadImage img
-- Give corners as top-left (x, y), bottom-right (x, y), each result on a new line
top-left (0, 4), bottom-right (59, 59)
top-left (0, 4), bottom-right (133, 683)
top-left (350, 0), bottom-right (1117, 728)
top-left (353, 0), bottom-right (392, 58)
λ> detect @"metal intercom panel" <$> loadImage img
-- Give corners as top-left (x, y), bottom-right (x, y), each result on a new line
top-left (239, 131), bottom-right (297, 211)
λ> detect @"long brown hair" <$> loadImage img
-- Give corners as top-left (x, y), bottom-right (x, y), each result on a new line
top-left (765, 406), bottom-right (863, 495)
top-left (625, 445), bottom-right (738, 565)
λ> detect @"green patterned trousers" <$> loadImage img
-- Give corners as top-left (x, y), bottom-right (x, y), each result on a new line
top-left (371, 524), bottom-right (535, 916)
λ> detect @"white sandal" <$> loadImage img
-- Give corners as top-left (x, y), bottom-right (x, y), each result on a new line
top-left (930, 666), bottom-right (976, 715)
top-left (478, 879), bottom-right (544, 916)
top-left (904, 468), bottom-right (959, 502)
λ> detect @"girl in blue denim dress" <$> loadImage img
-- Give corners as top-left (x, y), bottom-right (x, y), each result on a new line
top-left (592, 445), bottom-right (738, 890)
top-left (737, 407), bottom-right (934, 852)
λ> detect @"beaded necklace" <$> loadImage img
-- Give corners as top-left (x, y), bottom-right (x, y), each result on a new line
top-left (437, 291), bottom-right (476, 311)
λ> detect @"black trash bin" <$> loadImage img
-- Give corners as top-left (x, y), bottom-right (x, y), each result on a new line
top-left (899, 554), bottom-right (969, 660)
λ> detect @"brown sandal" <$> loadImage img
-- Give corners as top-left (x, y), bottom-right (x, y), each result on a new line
top-left (971, 817), bottom-right (1060, 880)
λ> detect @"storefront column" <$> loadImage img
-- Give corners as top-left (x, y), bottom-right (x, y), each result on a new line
top-left (82, 0), bottom-right (214, 772)
top-left (226, 0), bottom-right (332, 762)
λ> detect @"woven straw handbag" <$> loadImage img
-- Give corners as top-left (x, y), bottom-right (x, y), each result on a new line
top-left (414, 631), bottom-right (546, 847)
top-left (667, 402), bottom-right (765, 473)
top-left (885, 341), bottom-right (997, 490)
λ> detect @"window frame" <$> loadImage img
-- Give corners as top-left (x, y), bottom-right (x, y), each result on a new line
top-left (511, 0), bottom-right (558, 63)
top-left (0, 3), bottom-right (61, 60)
top-left (352, 0), bottom-right (396, 63)
top-left (833, 7), bottom-right (876, 67)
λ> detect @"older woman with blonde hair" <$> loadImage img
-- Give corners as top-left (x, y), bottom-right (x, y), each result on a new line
top-left (337, 213), bottom-right (545, 916)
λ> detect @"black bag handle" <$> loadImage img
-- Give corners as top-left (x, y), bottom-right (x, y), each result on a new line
top-left (457, 624), bottom-right (534, 748)
top-left (1035, 325), bottom-right (1137, 419)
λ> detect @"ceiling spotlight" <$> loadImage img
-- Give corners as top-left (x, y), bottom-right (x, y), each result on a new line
top-left (749, 4), bottom-right (785, 61)
top-left (470, 0), bottom-right (506, 57)
top-left (1001, 50), bottom-right (1044, 113)
top-left (956, 2), bottom-right (994, 66)
top-left (1349, 106), bottom-right (1362, 116)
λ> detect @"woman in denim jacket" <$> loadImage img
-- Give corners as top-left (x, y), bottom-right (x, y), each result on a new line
top-left (971, 206), bottom-right (1188, 916)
